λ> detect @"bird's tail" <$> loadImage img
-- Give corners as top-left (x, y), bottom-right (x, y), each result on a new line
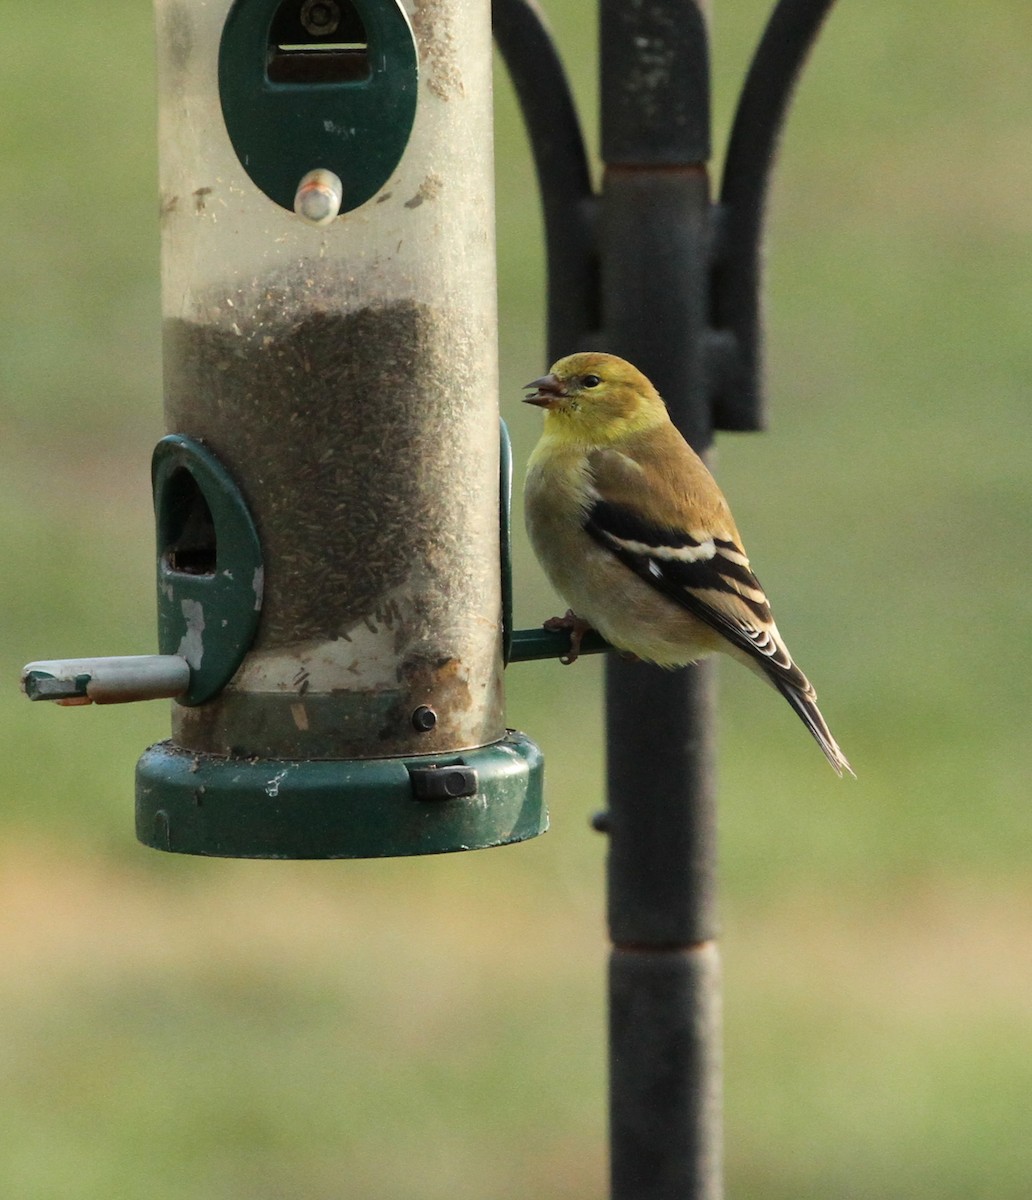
top-left (772, 674), bottom-right (854, 778)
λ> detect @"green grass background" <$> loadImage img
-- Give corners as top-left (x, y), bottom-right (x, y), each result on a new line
top-left (2, 1), bottom-right (1031, 1196)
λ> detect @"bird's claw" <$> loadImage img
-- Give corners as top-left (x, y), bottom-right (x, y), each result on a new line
top-left (543, 610), bottom-right (594, 665)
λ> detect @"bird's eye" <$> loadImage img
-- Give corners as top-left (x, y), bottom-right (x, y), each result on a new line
top-left (581, 374), bottom-right (601, 388)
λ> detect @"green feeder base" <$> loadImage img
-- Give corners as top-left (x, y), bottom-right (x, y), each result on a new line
top-left (136, 730), bottom-right (545, 859)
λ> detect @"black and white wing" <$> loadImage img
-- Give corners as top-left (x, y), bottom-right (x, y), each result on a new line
top-left (584, 496), bottom-right (853, 776)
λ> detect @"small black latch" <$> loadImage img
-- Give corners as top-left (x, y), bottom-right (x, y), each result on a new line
top-left (408, 764), bottom-right (478, 801)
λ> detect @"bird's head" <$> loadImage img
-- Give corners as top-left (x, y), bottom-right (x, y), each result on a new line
top-left (523, 353), bottom-right (667, 445)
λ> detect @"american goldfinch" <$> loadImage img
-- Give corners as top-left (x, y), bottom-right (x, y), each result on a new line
top-left (523, 352), bottom-right (853, 777)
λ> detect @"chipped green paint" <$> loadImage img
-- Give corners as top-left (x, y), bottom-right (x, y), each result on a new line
top-left (152, 434), bottom-right (263, 705)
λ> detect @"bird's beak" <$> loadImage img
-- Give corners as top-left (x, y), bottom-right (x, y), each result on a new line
top-left (523, 374), bottom-right (567, 408)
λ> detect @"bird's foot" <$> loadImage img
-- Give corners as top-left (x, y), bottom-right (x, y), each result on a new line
top-left (543, 610), bottom-right (594, 665)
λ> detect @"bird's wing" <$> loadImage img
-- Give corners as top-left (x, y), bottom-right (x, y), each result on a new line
top-left (584, 444), bottom-right (805, 690)
top-left (584, 435), bottom-right (852, 777)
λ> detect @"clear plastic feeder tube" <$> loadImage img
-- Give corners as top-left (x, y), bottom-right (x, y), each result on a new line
top-left (154, 0), bottom-right (503, 760)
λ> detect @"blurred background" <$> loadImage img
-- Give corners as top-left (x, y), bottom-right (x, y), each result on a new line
top-left (2, 1), bottom-right (1031, 1196)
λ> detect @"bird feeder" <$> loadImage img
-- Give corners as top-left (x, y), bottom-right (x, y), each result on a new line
top-left (22, 0), bottom-right (546, 860)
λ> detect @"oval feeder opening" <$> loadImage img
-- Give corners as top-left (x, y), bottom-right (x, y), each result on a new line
top-left (161, 466), bottom-right (217, 578)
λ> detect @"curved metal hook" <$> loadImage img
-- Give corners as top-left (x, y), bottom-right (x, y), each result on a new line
top-left (492, 0), bottom-right (598, 359)
top-left (712, 0), bottom-right (839, 431)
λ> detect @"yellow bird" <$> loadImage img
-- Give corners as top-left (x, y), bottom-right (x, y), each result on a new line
top-left (523, 351), bottom-right (853, 777)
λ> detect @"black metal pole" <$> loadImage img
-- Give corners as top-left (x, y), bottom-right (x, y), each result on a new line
top-left (599, 2), bottom-right (722, 1198)
top-left (497, 1), bottom-right (841, 1192)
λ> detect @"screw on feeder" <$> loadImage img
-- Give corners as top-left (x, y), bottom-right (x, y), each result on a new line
top-left (408, 763), bottom-right (479, 801)
top-left (294, 168), bottom-right (344, 225)
top-left (411, 705), bottom-right (438, 733)
top-left (300, 0), bottom-right (341, 36)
